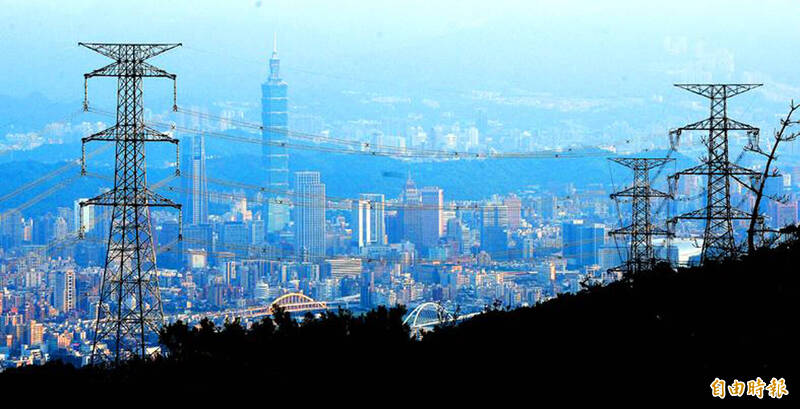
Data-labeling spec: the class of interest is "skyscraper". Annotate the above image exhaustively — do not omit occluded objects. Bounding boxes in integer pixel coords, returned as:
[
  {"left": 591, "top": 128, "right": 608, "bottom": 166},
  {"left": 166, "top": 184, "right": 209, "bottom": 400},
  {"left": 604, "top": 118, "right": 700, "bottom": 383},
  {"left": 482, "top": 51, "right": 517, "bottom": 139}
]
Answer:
[
  {"left": 504, "top": 194, "right": 522, "bottom": 230},
  {"left": 401, "top": 176, "right": 422, "bottom": 245},
  {"left": 181, "top": 132, "right": 208, "bottom": 225},
  {"left": 353, "top": 193, "right": 387, "bottom": 248},
  {"left": 54, "top": 269, "right": 76, "bottom": 313},
  {"left": 262, "top": 33, "right": 290, "bottom": 234},
  {"left": 419, "top": 186, "right": 444, "bottom": 249},
  {"left": 73, "top": 199, "right": 94, "bottom": 233},
  {"left": 481, "top": 203, "right": 509, "bottom": 259},
  {"left": 360, "top": 271, "right": 375, "bottom": 309},
  {"left": 294, "top": 171, "right": 325, "bottom": 260},
  {"left": 221, "top": 221, "right": 249, "bottom": 259},
  {"left": 562, "top": 220, "right": 606, "bottom": 269},
  {"left": 352, "top": 199, "right": 371, "bottom": 248}
]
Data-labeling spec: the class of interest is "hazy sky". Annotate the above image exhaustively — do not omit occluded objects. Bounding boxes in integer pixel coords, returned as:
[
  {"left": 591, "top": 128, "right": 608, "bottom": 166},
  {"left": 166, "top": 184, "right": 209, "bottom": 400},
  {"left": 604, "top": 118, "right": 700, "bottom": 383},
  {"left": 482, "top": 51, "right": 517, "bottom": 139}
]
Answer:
[{"left": 2, "top": 0, "right": 800, "bottom": 107}]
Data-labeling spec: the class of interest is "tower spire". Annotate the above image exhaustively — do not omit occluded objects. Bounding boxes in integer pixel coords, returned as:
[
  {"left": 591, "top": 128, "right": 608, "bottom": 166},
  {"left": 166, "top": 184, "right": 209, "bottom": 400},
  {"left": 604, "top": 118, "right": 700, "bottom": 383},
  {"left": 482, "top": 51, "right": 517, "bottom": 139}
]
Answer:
[{"left": 269, "top": 32, "right": 280, "bottom": 81}]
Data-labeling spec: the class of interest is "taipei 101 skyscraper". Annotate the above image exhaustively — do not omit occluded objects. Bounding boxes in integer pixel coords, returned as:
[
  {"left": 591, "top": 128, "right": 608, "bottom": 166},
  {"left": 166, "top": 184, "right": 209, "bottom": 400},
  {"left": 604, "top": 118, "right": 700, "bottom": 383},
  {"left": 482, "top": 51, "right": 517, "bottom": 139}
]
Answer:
[{"left": 262, "top": 33, "right": 290, "bottom": 235}]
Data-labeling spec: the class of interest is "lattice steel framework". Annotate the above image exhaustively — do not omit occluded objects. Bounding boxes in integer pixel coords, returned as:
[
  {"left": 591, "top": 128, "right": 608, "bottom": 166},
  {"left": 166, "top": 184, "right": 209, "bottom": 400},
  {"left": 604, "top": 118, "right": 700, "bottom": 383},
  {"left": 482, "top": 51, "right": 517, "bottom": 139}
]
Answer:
[
  {"left": 78, "top": 43, "right": 182, "bottom": 364},
  {"left": 669, "top": 84, "right": 761, "bottom": 263},
  {"left": 610, "top": 158, "right": 673, "bottom": 274}
]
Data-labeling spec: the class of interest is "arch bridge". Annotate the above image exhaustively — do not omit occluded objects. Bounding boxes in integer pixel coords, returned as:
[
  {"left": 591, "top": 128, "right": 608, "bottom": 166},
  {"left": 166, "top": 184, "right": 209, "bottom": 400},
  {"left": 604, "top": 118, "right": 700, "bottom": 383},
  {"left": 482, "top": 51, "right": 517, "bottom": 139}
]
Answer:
[
  {"left": 173, "top": 292, "right": 328, "bottom": 322},
  {"left": 402, "top": 302, "right": 481, "bottom": 337}
]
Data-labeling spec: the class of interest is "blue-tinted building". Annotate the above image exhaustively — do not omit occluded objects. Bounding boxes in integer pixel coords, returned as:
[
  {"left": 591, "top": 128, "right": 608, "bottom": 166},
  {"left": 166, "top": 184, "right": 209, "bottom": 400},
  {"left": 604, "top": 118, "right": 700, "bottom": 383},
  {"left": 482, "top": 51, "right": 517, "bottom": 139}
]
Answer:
[
  {"left": 180, "top": 132, "right": 208, "bottom": 226},
  {"left": 562, "top": 220, "right": 606, "bottom": 269},
  {"left": 262, "top": 34, "right": 290, "bottom": 234},
  {"left": 481, "top": 203, "right": 509, "bottom": 260},
  {"left": 294, "top": 171, "right": 326, "bottom": 261}
]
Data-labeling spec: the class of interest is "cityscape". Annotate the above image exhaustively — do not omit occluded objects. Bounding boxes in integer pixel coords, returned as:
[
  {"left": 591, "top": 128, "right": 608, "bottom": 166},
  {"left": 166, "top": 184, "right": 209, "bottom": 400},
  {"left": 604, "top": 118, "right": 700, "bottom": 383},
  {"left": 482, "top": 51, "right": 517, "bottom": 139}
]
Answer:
[{"left": 0, "top": 2, "right": 797, "bottom": 396}]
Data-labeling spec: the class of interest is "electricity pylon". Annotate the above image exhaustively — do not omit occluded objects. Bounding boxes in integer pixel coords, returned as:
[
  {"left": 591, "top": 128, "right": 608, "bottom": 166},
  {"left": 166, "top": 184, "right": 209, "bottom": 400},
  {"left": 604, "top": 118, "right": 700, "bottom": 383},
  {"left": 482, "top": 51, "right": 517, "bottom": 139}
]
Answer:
[
  {"left": 79, "top": 43, "right": 182, "bottom": 364},
  {"left": 609, "top": 157, "right": 673, "bottom": 275},
  {"left": 669, "top": 84, "right": 761, "bottom": 264}
]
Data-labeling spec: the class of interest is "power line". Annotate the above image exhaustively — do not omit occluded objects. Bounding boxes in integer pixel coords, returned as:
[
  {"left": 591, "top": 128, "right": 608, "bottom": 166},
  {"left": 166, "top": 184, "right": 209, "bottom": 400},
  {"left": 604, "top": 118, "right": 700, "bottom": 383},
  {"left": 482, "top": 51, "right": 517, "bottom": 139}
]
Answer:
[
  {"left": 0, "top": 144, "right": 112, "bottom": 204},
  {"left": 86, "top": 106, "right": 620, "bottom": 160}
]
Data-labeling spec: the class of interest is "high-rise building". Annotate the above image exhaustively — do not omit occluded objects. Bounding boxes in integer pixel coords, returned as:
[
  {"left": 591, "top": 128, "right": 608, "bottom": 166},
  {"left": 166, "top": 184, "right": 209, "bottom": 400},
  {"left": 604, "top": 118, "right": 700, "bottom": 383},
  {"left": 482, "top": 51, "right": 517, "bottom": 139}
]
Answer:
[
  {"left": 53, "top": 216, "right": 68, "bottom": 241},
  {"left": 770, "top": 200, "right": 798, "bottom": 229},
  {"left": 476, "top": 108, "right": 488, "bottom": 137},
  {"left": 540, "top": 195, "right": 558, "bottom": 220},
  {"left": 183, "top": 224, "right": 214, "bottom": 267},
  {"left": 365, "top": 193, "right": 387, "bottom": 246},
  {"left": 360, "top": 271, "right": 375, "bottom": 309},
  {"left": 562, "top": 220, "right": 606, "bottom": 269},
  {"left": 0, "top": 211, "right": 24, "bottom": 249},
  {"left": 326, "top": 258, "right": 363, "bottom": 279},
  {"left": 54, "top": 269, "right": 76, "bottom": 313},
  {"left": 504, "top": 194, "right": 522, "bottom": 230},
  {"left": 73, "top": 199, "right": 94, "bottom": 233},
  {"left": 352, "top": 199, "right": 371, "bottom": 248},
  {"left": 401, "top": 176, "right": 422, "bottom": 245},
  {"left": 481, "top": 203, "right": 509, "bottom": 259},
  {"left": 181, "top": 132, "right": 208, "bottom": 225},
  {"left": 445, "top": 217, "right": 468, "bottom": 254},
  {"left": 250, "top": 219, "right": 265, "bottom": 245},
  {"left": 294, "top": 171, "right": 326, "bottom": 260},
  {"left": 27, "top": 320, "right": 44, "bottom": 346},
  {"left": 420, "top": 187, "right": 444, "bottom": 249},
  {"left": 353, "top": 193, "right": 387, "bottom": 248},
  {"left": 262, "top": 34, "right": 290, "bottom": 234},
  {"left": 221, "top": 221, "right": 249, "bottom": 259},
  {"left": 157, "top": 220, "right": 181, "bottom": 269}
]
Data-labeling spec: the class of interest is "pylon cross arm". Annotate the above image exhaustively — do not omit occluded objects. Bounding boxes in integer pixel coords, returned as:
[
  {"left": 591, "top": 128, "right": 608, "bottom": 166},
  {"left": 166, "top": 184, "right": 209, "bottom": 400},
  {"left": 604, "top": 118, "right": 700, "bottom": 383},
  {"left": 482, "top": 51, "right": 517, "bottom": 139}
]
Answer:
[
  {"left": 82, "top": 126, "right": 177, "bottom": 144},
  {"left": 609, "top": 157, "right": 673, "bottom": 170},
  {"left": 139, "top": 61, "right": 177, "bottom": 79},
  {"left": 83, "top": 61, "right": 175, "bottom": 79},
  {"left": 674, "top": 207, "right": 752, "bottom": 221},
  {"left": 611, "top": 225, "right": 672, "bottom": 237},
  {"left": 82, "top": 125, "right": 119, "bottom": 143},
  {"left": 675, "top": 161, "right": 760, "bottom": 176},
  {"left": 79, "top": 42, "right": 181, "bottom": 61},
  {"left": 84, "top": 62, "right": 121, "bottom": 78},
  {"left": 677, "top": 117, "right": 758, "bottom": 132},
  {"left": 727, "top": 162, "right": 761, "bottom": 176},
  {"left": 143, "top": 190, "right": 181, "bottom": 209},
  {"left": 143, "top": 126, "right": 178, "bottom": 143},
  {"left": 611, "top": 186, "right": 672, "bottom": 199},
  {"left": 674, "top": 83, "right": 762, "bottom": 99}
]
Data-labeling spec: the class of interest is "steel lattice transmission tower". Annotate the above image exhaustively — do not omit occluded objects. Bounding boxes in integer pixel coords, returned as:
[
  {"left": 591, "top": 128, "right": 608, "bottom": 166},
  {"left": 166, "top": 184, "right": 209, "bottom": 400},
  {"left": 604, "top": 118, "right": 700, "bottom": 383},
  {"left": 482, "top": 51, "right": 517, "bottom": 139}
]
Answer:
[
  {"left": 669, "top": 84, "right": 761, "bottom": 264},
  {"left": 610, "top": 158, "right": 673, "bottom": 275},
  {"left": 78, "top": 43, "right": 182, "bottom": 364}
]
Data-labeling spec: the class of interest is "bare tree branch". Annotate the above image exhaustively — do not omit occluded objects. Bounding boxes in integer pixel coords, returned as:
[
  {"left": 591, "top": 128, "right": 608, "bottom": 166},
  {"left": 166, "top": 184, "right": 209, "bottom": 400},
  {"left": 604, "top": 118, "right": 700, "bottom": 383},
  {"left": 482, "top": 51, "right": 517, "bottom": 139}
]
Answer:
[{"left": 747, "top": 101, "right": 800, "bottom": 253}]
